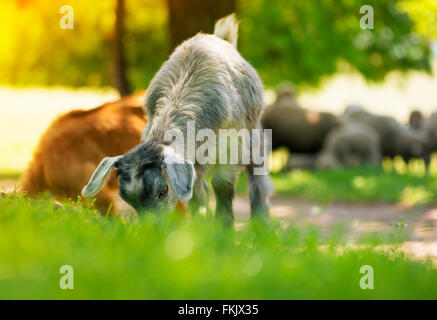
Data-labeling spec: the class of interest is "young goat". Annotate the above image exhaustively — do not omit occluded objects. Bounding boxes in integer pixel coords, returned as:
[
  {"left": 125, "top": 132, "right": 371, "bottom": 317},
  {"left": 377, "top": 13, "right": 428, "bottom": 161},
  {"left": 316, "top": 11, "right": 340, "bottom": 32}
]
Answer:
[{"left": 82, "top": 14, "right": 272, "bottom": 223}]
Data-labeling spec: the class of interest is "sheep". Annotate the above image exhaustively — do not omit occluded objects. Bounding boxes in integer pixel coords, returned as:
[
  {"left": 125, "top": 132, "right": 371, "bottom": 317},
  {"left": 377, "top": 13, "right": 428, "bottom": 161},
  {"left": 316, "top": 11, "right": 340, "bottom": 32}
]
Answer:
[
  {"left": 424, "top": 112, "right": 437, "bottom": 150},
  {"left": 82, "top": 14, "right": 272, "bottom": 224},
  {"left": 422, "top": 111, "right": 437, "bottom": 167},
  {"left": 19, "top": 91, "right": 147, "bottom": 214},
  {"left": 316, "top": 122, "right": 381, "bottom": 169},
  {"left": 408, "top": 110, "right": 425, "bottom": 132},
  {"left": 273, "top": 82, "right": 300, "bottom": 109},
  {"left": 345, "top": 109, "right": 428, "bottom": 163},
  {"left": 342, "top": 104, "right": 366, "bottom": 119},
  {"left": 260, "top": 88, "right": 341, "bottom": 171},
  {"left": 407, "top": 109, "right": 433, "bottom": 168},
  {"left": 261, "top": 98, "right": 341, "bottom": 154}
]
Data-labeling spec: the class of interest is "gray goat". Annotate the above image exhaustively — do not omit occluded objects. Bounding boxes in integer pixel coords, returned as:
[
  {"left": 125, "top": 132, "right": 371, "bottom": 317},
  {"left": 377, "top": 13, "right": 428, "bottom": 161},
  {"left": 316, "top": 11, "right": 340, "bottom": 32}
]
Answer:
[{"left": 82, "top": 14, "right": 272, "bottom": 224}]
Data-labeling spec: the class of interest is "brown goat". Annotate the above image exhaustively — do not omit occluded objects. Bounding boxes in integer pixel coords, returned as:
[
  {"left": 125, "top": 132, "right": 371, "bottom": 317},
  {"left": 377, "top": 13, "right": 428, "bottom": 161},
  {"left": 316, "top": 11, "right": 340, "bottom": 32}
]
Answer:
[{"left": 19, "top": 91, "right": 147, "bottom": 215}]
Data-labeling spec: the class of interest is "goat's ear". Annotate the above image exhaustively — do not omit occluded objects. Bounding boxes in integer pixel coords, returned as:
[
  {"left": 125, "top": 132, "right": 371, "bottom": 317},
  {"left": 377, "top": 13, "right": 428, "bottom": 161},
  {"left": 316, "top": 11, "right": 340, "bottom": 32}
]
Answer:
[
  {"left": 82, "top": 156, "right": 122, "bottom": 197},
  {"left": 163, "top": 148, "right": 195, "bottom": 202}
]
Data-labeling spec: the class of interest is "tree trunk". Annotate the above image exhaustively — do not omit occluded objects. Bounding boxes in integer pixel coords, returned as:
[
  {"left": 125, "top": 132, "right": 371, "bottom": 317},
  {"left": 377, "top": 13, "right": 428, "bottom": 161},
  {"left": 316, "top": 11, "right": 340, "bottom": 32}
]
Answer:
[
  {"left": 111, "top": 0, "right": 131, "bottom": 96},
  {"left": 166, "top": 0, "right": 236, "bottom": 50}
]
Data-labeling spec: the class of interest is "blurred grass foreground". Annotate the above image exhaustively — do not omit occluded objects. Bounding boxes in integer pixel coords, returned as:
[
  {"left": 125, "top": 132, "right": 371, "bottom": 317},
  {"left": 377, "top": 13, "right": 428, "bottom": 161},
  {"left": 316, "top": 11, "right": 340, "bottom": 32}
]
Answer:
[{"left": 1, "top": 194, "right": 437, "bottom": 299}]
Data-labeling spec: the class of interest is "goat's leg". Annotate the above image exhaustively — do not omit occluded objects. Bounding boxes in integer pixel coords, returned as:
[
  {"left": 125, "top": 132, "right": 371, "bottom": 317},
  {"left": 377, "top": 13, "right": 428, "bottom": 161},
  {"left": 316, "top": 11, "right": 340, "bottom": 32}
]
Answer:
[
  {"left": 247, "top": 124, "right": 272, "bottom": 221},
  {"left": 189, "top": 169, "right": 210, "bottom": 216},
  {"left": 246, "top": 164, "right": 272, "bottom": 221},
  {"left": 211, "top": 166, "right": 239, "bottom": 226}
]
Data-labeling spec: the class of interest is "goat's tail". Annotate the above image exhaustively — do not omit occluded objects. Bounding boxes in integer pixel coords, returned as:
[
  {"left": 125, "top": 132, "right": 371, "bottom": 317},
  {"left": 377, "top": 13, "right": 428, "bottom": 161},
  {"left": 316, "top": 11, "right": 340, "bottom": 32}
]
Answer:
[{"left": 214, "top": 13, "right": 239, "bottom": 48}]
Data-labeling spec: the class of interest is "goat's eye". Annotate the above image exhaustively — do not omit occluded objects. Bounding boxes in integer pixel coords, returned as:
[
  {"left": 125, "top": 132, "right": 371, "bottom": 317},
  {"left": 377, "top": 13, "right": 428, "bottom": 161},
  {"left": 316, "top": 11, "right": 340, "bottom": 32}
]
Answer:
[{"left": 158, "top": 185, "right": 168, "bottom": 199}]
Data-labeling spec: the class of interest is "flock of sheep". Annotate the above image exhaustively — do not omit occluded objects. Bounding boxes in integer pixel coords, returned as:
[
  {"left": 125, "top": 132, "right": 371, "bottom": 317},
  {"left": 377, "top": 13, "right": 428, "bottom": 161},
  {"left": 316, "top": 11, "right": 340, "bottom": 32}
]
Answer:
[{"left": 262, "top": 84, "right": 437, "bottom": 171}]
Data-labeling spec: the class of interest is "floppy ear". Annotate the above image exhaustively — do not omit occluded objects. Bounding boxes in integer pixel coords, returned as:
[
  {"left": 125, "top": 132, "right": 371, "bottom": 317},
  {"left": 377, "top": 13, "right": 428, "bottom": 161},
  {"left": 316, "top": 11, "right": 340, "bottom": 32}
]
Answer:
[
  {"left": 82, "top": 156, "right": 122, "bottom": 197},
  {"left": 163, "top": 149, "right": 195, "bottom": 202}
]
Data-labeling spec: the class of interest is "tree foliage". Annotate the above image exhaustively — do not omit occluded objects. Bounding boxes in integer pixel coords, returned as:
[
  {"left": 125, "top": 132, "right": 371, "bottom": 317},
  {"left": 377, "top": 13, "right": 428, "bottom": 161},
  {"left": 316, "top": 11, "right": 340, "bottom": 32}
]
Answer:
[
  {"left": 238, "top": 0, "right": 432, "bottom": 86},
  {"left": 0, "top": 0, "right": 169, "bottom": 90},
  {"left": 399, "top": 0, "right": 437, "bottom": 40},
  {"left": 0, "top": 0, "right": 433, "bottom": 90}
]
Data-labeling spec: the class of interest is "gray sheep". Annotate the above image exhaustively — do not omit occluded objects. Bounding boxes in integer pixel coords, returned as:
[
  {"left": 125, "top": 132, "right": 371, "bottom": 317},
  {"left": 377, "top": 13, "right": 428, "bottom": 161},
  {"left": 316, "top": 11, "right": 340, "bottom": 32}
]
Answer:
[
  {"left": 407, "top": 109, "right": 433, "bottom": 168},
  {"left": 423, "top": 111, "right": 437, "bottom": 165},
  {"left": 82, "top": 14, "right": 272, "bottom": 224},
  {"left": 262, "top": 94, "right": 341, "bottom": 154},
  {"left": 408, "top": 110, "right": 425, "bottom": 132},
  {"left": 345, "top": 108, "right": 428, "bottom": 163},
  {"left": 316, "top": 122, "right": 381, "bottom": 169},
  {"left": 343, "top": 104, "right": 366, "bottom": 118},
  {"left": 424, "top": 112, "right": 437, "bottom": 151},
  {"left": 272, "top": 82, "right": 300, "bottom": 109}
]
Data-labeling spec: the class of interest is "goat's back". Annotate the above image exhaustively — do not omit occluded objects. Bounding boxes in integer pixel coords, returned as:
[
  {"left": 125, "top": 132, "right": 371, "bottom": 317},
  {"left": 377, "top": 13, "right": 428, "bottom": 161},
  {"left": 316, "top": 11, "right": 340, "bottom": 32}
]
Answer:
[
  {"left": 145, "top": 34, "right": 264, "bottom": 137},
  {"left": 20, "top": 91, "right": 147, "bottom": 211}
]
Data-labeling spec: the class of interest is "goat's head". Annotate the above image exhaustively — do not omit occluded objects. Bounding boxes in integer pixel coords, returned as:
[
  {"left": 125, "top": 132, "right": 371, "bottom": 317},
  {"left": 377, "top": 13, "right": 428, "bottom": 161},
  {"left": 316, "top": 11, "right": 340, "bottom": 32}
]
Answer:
[{"left": 82, "top": 141, "right": 195, "bottom": 213}]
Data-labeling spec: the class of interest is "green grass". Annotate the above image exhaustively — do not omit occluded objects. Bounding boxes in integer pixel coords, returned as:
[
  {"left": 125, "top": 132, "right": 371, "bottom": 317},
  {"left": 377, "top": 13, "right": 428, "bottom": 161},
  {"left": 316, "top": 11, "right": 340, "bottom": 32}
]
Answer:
[
  {"left": 0, "top": 170, "right": 21, "bottom": 180},
  {"left": 236, "top": 165, "right": 437, "bottom": 205},
  {"left": 1, "top": 194, "right": 437, "bottom": 299}
]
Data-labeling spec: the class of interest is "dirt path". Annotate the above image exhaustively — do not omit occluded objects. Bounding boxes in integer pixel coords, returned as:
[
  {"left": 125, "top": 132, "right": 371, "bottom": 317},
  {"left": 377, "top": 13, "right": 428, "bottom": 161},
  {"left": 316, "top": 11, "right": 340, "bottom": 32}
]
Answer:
[
  {"left": 234, "top": 196, "right": 437, "bottom": 241},
  {"left": 233, "top": 195, "right": 437, "bottom": 264}
]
